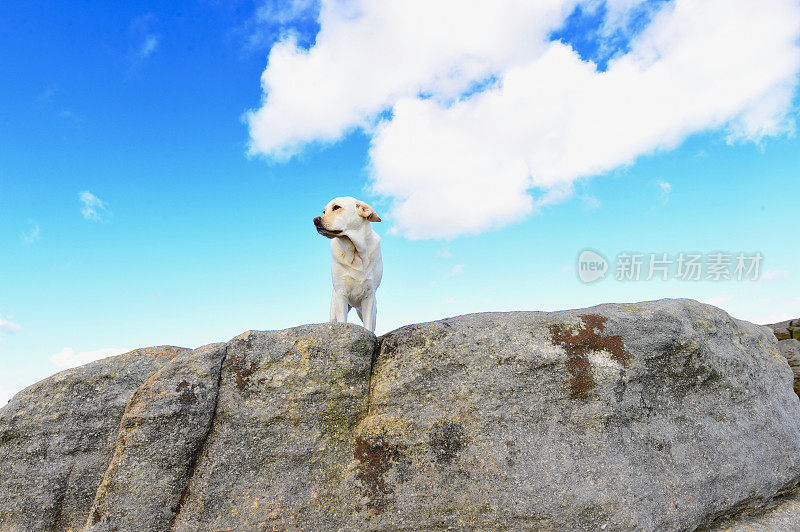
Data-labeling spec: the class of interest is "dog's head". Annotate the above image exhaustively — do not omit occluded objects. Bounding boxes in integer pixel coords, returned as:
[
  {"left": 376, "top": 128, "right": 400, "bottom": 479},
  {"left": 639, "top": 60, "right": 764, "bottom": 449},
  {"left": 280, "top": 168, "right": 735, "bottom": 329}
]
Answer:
[{"left": 313, "top": 196, "right": 381, "bottom": 239}]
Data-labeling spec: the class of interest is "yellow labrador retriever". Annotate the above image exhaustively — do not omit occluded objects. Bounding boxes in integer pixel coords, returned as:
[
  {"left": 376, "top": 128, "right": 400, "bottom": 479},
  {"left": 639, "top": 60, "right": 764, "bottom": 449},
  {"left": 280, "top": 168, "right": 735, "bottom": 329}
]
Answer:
[{"left": 313, "top": 197, "right": 382, "bottom": 332}]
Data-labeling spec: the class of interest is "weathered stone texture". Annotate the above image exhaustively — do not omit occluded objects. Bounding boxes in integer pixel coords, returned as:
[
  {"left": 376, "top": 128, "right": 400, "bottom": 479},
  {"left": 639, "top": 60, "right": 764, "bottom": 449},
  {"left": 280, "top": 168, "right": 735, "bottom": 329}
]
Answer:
[
  {"left": 2, "top": 301, "right": 800, "bottom": 531},
  {"left": 85, "top": 343, "right": 226, "bottom": 531},
  {"left": 348, "top": 300, "right": 800, "bottom": 531},
  {"left": 170, "top": 324, "right": 376, "bottom": 531},
  {"left": 0, "top": 346, "right": 186, "bottom": 531}
]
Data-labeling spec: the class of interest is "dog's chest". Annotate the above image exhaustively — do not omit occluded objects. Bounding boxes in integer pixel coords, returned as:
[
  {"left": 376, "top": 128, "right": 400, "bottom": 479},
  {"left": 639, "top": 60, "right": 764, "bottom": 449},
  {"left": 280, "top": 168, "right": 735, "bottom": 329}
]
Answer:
[
  {"left": 330, "top": 236, "right": 381, "bottom": 304},
  {"left": 343, "top": 273, "right": 372, "bottom": 302},
  {"left": 332, "top": 256, "right": 377, "bottom": 302}
]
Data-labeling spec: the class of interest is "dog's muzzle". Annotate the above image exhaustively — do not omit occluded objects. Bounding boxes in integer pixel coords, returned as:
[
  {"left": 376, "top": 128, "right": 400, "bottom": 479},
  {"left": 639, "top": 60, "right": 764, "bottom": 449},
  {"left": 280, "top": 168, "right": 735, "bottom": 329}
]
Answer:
[{"left": 314, "top": 217, "right": 341, "bottom": 238}]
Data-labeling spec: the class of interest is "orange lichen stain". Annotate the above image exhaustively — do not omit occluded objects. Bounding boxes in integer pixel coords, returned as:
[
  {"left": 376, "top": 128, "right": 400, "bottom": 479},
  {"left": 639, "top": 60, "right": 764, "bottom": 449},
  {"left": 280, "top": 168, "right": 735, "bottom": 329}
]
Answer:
[
  {"left": 228, "top": 355, "right": 257, "bottom": 391},
  {"left": 354, "top": 436, "right": 400, "bottom": 514},
  {"left": 549, "top": 314, "right": 632, "bottom": 399}
]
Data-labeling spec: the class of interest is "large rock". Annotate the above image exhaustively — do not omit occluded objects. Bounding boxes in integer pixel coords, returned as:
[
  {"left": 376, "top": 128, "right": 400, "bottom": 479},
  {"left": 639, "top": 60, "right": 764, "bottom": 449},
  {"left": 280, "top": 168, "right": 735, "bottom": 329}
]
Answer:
[
  {"left": 85, "top": 343, "right": 226, "bottom": 531},
  {"left": 0, "top": 346, "right": 187, "bottom": 532},
  {"left": 778, "top": 339, "right": 800, "bottom": 397},
  {"left": 171, "top": 324, "right": 376, "bottom": 531},
  {"left": 1, "top": 300, "right": 799, "bottom": 531},
  {"left": 349, "top": 300, "right": 800, "bottom": 531},
  {"left": 764, "top": 319, "right": 800, "bottom": 341}
]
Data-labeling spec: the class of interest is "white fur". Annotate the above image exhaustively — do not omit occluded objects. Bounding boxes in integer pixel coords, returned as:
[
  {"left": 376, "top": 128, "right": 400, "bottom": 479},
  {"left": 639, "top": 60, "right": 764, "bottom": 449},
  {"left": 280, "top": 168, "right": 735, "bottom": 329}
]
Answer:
[{"left": 314, "top": 197, "right": 383, "bottom": 332}]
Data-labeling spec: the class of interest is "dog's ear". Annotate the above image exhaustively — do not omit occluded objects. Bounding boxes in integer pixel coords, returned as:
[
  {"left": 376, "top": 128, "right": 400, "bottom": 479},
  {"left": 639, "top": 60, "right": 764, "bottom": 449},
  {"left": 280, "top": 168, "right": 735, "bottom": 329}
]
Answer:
[{"left": 356, "top": 202, "right": 381, "bottom": 222}]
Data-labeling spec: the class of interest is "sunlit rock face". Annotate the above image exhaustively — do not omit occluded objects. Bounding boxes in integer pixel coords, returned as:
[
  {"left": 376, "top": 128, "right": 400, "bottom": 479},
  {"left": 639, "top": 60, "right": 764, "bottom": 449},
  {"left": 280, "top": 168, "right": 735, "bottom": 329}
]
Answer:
[{"left": 2, "top": 300, "right": 800, "bottom": 532}]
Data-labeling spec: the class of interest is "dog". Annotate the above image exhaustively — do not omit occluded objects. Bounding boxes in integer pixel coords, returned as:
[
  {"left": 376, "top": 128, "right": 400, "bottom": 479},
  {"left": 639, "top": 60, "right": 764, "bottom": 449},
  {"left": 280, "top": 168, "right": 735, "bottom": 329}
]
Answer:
[{"left": 313, "top": 197, "right": 383, "bottom": 332}]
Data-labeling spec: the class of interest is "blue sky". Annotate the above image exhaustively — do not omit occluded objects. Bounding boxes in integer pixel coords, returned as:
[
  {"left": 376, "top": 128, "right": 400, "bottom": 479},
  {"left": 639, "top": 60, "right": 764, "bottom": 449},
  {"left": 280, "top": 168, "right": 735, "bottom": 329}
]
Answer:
[{"left": 1, "top": 0, "right": 799, "bottom": 403}]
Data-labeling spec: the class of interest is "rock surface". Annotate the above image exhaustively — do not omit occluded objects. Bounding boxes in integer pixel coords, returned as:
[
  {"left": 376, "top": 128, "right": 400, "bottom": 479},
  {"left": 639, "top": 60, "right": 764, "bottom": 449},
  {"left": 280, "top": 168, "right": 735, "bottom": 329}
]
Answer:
[
  {"left": 0, "top": 346, "right": 187, "bottom": 532},
  {"left": 170, "top": 324, "right": 376, "bottom": 531},
  {"left": 764, "top": 319, "right": 800, "bottom": 341},
  {"left": 353, "top": 300, "right": 800, "bottom": 531},
  {"left": 778, "top": 339, "right": 800, "bottom": 397},
  {"left": 85, "top": 343, "right": 226, "bottom": 531},
  {"left": 1, "top": 299, "right": 799, "bottom": 532}
]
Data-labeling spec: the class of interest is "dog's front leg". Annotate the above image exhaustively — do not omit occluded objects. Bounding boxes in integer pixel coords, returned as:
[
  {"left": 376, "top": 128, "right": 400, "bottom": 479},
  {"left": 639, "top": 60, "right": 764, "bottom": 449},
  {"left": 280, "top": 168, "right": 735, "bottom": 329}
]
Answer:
[
  {"left": 330, "top": 290, "right": 349, "bottom": 324},
  {"left": 361, "top": 295, "right": 377, "bottom": 333}
]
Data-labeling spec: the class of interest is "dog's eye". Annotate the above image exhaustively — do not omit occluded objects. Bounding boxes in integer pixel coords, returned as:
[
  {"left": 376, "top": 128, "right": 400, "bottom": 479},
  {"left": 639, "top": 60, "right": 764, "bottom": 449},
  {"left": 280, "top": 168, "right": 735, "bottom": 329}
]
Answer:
[{"left": 332, "top": 205, "right": 341, "bottom": 211}]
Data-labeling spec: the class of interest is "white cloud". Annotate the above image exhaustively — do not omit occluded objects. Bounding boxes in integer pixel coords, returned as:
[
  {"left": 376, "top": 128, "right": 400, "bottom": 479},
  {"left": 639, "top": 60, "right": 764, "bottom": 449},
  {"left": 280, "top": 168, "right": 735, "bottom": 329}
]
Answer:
[
  {"left": 246, "top": 1, "right": 580, "bottom": 159},
  {"left": 20, "top": 221, "right": 40, "bottom": 244},
  {"left": 0, "top": 317, "right": 21, "bottom": 333},
  {"left": 241, "top": 0, "right": 319, "bottom": 52},
  {"left": 436, "top": 247, "right": 452, "bottom": 259},
  {"left": 248, "top": 0, "right": 800, "bottom": 239},
  {"left": 127, "top": 14, "right": 160, "bottom": 67},
  {"left": 596, "top": 0, "right": 650, "bottom": 33},
  {"left": 578, "top": 0, "right": 656, "bottom": 62},
  {"left": 138, "top": 34, "right": 160, "bottom": 59},
  {"left": 49, "top": 347, "right": 129, "bottom": 369},
  {"left": 78, "top": 191, "right": 111, "bottom": 221},
  {"left": 658, "top": 181, "right": 672, "bottom": 205},
  {"left": 256, "top": 0, "right": 316, "bottom": 25},
  {"left": 445, "top": 263, "right": 465, "bottom": 278}
]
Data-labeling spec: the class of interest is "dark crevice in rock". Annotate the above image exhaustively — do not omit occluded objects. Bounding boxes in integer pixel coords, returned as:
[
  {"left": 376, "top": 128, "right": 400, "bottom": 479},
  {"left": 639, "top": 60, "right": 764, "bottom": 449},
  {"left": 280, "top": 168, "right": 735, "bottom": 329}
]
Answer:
[
  {"left": 347, "top": 330, "right": 383, "bottom": 518},
  {"left": 365, "top": 333, "right": 385, "bottom": 416},
  {"left": 169, "top": 343, "right": 229, "bottom": 528},
  {"left": 699, "top": 480, "right": 800, "bottom": 530}
]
